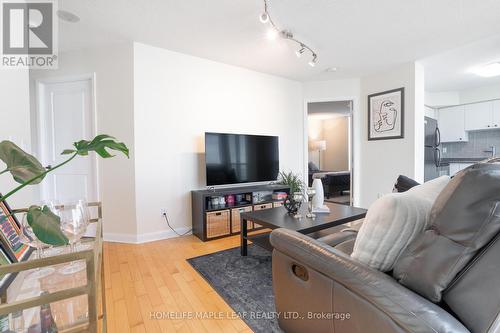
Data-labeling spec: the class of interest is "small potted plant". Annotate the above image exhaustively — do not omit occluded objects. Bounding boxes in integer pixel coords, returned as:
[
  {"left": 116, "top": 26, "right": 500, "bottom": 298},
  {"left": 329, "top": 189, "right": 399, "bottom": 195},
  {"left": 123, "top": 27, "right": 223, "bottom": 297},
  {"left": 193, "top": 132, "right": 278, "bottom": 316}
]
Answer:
[{"left": 277, "top": 171, "right": 305, "bottom": 216}]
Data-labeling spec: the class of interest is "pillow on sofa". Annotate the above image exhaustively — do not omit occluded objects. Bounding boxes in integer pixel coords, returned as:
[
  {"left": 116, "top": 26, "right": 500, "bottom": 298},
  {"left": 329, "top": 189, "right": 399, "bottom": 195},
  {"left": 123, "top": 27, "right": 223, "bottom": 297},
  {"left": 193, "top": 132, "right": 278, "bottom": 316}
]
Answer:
[{"left": 351, "top": 176, "right": 450, "bottom": 272}]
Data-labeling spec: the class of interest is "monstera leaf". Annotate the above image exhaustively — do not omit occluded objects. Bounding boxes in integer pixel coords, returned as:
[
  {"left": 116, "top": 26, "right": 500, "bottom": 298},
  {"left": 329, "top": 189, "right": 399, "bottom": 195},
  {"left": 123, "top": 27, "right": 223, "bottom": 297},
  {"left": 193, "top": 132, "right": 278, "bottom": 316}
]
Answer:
[
  {"left": 62, "top": 134, "right": 129, "bottom": 158},
  {"left": 27, "top": 205, "right": 69, "bottom": 246},
  {"left": 0, "top": 141, "right": 46, "bottom": 184}
]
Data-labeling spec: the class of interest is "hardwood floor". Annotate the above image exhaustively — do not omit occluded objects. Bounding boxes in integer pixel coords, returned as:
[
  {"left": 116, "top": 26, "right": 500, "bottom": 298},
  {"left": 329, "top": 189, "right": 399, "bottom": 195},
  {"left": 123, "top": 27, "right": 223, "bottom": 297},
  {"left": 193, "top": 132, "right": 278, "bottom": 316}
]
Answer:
[{"left": 103, "top": 234, "right": 254, "bottom": 333}]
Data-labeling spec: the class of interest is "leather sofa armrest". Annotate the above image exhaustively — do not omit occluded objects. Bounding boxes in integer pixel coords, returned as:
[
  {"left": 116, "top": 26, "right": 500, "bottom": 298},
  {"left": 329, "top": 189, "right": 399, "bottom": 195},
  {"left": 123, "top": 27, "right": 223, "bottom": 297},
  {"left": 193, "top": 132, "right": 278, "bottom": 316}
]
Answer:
[
  {"left": 316, "top": 229, "right": 357, "bottom": 247},
  {"left": 270, "top": 228, "right": 470, "bottom": 333}
]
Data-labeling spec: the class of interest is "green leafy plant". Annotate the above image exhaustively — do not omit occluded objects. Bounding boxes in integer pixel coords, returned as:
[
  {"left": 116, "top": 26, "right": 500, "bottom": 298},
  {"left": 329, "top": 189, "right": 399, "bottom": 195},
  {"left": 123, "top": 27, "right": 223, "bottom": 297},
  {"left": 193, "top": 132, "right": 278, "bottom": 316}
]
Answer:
[
  {"left": 0, "top": 135, "right": 129, "bottom": 245},
  {"left": 277, "top": 171, "right": 304, "bottom": 194}
]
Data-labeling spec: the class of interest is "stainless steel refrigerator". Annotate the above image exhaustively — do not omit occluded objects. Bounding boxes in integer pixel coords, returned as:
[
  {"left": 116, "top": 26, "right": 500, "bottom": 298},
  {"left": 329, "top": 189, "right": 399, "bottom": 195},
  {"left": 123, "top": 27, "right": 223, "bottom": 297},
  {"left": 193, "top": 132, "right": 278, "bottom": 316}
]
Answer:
[{"left": 424, "top": 117, "right": 441, "bottom": 181}]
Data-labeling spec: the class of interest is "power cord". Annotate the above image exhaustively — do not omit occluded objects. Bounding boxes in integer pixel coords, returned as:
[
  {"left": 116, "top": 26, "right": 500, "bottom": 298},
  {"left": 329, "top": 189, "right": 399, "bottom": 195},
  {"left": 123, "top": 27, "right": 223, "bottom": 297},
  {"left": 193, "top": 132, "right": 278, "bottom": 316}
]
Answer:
[{"left": 162, "top": 212, "right": 192, "bottom": 237}]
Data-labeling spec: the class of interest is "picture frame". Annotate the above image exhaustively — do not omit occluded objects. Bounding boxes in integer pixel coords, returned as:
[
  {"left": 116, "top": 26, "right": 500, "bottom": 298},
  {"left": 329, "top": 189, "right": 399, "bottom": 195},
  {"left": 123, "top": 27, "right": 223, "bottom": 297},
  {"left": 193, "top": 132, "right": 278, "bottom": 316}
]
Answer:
[
  {"left": 0, "top": 197, "right": 32, "bottom": 262},
  {"left": 368, "top": 87, "right": 405, "bottom": 140}
]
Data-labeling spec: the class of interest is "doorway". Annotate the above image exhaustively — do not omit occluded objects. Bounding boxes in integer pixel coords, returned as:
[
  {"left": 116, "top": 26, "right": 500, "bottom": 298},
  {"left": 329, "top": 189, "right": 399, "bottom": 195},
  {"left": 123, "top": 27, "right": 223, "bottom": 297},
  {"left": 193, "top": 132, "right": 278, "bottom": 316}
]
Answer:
[
  {"left": 36, "top": 75, "right": 98, "bottom": 203},
  {"left": 306, "top": 100, "right": 353, "bottom": 205}
]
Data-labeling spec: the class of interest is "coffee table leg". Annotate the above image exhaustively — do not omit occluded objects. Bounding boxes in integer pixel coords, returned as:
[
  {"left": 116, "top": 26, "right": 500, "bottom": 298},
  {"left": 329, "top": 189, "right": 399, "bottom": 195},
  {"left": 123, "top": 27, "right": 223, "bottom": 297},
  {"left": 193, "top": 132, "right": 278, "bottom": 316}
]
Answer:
[{"left": 241, "top": 218, "right": 248, "bottom": 256}]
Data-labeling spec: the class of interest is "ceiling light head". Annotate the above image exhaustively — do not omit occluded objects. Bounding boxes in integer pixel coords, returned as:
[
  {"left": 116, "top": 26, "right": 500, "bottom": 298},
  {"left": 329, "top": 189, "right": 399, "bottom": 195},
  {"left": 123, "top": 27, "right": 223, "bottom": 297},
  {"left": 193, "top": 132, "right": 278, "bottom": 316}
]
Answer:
[
  {"left": 57, "top": 9, "right": 80, "bottom": 23},
  {"left": 259, "top": 12, "right": 269, "bottom": 23},
  {"left": 266, "top": 29, "right": 279, "bottom": 40},
  {"left": 325, "top": 67, "right": 338, "bottom": 72},
  {"left": 280, "top": 30, "right": 293, "bottom": 39},
  {"left": 295, "top": 46, "right": 306, "bottom": 58},
  {"left": 308, "top": 54, "right": 318, "bottom": 67},
  {"left": 471, "top": 62, "right": 500, "bottom": 77}
]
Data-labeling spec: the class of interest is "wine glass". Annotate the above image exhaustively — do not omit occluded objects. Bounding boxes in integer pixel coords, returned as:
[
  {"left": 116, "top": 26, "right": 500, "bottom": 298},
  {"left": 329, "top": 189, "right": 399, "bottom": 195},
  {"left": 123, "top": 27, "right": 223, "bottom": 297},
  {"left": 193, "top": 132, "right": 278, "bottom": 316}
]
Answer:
[
  {"left": 54, "top": 202, "right": 88, "bottom": 275},
  {"left": 39, "top": 201, "right": 64, "bottom": 257},
  {"left": 74, "top": 199, "right": 91, "bottom": 251},
  {"left": 20, "top": 214, "right": 55, "bottom": 279},
  {"left": 306, "top": 187, "right": 316, "bottom": 218}
]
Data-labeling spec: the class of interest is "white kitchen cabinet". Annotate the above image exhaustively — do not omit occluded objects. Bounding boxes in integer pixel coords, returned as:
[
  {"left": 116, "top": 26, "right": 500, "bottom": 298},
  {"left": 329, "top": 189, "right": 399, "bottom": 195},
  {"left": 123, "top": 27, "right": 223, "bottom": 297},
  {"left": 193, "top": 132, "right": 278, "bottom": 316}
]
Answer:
[
  {"left": 464, "top": 101, "right": 494, "bottom": 131},
  {"left": 493, "top": 100, "right": 500, "bottom": 129},
  {"left": 438, "top": 106, "right": 468, "bottom": 143}
]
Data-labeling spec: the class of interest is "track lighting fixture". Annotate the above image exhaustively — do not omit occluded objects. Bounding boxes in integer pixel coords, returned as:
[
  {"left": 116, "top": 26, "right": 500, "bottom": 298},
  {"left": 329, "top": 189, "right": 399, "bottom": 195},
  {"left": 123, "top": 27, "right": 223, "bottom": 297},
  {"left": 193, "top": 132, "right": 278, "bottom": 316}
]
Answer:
[
  {"left": 258, "top": 0, "right": 319, "bottom": 67},
  {"left": 295, "top": 46, "right": 306, "bottom": 58},
  {"left": 308, "top": 54, "right": 318, "bottom": 67},
  {"left": 259, "top": 12, "right": 269, "bottom": 23}
]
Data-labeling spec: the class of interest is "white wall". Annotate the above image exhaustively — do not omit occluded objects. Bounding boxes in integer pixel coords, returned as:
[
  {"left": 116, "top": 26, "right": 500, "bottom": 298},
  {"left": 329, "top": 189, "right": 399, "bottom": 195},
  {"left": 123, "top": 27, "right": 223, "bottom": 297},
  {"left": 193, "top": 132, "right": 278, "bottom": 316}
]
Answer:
[
  {"left": 133, "top": 42, "right": 304, "bottom": 240},
  {"left": 459, "top": 83, "right": 500, "bottom": 104},
  {"left": 425, "top": 106, "right": 437, "bottom": 119},
  {"left": 0, "top": 69, "right": 35, "bottom": 208},
  {"left": 359, "top": 62, "right": 425, "bottom": 207},
  {"left": 302, "top": 79, "right": 361, "bottom": 205},
  {"left": 426, "top": 83, "right": 500, "bottom": 107},
  {"left": 425, "top": 91, "right": 460, "bottom": 107},
  {"left": 29, "top": 44, "right": 137, "bottom": 241}
]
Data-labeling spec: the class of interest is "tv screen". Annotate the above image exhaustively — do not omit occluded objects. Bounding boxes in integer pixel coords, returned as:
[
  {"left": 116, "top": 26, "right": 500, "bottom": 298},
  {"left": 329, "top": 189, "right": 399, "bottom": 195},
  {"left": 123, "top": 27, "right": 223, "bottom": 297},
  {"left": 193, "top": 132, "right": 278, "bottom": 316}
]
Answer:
[{"left": 205, "top": 132, "right": 279, "bottom": 186}]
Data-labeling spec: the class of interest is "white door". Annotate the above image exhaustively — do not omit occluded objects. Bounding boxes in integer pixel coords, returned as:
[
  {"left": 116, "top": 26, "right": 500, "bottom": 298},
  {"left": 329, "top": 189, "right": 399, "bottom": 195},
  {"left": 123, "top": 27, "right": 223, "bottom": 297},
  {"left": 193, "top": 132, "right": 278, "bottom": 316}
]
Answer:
[
  {"left": 37, "top": 78, "right": 98, "bottom": 203},
  {"left": 438, "top": 106, "right": 468, "bottom": 142},
  {"left": 493, "top": 100, "right": 500, "bottom": 129},
  {"left": 464, "top": 101, "right": 493, "bottom": 131}
]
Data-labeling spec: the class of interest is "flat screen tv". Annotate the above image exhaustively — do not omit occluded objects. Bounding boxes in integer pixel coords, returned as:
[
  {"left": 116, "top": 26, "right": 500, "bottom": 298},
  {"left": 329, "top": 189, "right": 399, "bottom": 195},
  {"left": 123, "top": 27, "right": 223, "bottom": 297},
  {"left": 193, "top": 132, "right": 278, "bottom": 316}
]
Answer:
[{"left": 205, "top": 132, "right": 279, "bottom": 186}]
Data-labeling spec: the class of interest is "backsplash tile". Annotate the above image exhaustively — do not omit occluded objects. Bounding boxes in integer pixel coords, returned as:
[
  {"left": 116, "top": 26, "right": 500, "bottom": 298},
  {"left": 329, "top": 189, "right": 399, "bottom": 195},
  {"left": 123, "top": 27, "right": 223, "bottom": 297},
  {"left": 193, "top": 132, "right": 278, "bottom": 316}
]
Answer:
[{"left": 442, "top": 129, "right": 500, "bottom": 158}]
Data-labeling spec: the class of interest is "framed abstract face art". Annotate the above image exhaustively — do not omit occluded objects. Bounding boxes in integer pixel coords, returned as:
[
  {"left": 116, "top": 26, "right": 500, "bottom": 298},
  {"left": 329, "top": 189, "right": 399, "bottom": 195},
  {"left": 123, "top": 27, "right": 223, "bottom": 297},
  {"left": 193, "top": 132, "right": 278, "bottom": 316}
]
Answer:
[{"left": 368, "top": 87, "right": 405, "bottom": 140}]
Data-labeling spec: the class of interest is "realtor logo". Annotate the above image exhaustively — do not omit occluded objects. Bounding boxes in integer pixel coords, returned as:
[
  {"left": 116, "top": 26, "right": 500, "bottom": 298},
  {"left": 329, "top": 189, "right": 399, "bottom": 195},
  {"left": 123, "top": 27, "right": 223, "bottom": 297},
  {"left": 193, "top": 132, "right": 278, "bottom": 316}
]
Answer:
[{"left": 1, "top": 0, "right": 58, "bottom": 68}]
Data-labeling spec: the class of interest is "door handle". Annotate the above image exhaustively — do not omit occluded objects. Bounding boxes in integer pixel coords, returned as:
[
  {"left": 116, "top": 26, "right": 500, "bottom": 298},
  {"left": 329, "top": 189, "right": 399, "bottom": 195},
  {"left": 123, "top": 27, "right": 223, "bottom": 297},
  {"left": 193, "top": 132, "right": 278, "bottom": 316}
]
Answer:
[
  {"left": 434, "top": 148, "right": 441, "bottom": 168},
  {"left": 435, "top": 127, "right": 441, "bottom": 147}
]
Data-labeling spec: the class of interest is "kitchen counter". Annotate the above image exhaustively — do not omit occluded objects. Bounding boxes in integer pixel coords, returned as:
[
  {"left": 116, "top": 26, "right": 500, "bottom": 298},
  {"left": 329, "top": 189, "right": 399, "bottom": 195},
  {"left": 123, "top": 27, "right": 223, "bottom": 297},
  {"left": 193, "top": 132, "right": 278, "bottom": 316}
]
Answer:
[{"left": 440, "top": 157, "right": 489, "bottom": 166}]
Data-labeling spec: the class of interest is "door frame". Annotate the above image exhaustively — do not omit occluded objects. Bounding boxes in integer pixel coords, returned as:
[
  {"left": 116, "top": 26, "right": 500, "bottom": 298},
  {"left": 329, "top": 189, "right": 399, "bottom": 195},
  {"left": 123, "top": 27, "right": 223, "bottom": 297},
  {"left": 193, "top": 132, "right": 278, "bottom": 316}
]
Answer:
[
  {"left": 34, "top": 73, "right": 100, "bottom": 201},
  {"left": 303, "top": 96, "right": 358, "bottom": 206}
]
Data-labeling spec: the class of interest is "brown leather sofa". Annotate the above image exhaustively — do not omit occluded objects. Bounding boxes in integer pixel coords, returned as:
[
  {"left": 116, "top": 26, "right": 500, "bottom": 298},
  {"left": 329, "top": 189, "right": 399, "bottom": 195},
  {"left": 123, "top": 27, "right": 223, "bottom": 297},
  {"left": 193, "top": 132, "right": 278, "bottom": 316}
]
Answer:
[{"left": 270, "top": 160, "right": 500, "bottom": 333}]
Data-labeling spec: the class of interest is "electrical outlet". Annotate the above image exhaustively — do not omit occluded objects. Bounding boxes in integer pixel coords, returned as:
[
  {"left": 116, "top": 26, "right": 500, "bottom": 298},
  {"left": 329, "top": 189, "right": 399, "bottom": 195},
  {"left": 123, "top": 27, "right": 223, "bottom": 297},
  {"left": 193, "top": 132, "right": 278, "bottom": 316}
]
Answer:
[{"left": 160, "top": 208, "right": 167, "bottom": 216}]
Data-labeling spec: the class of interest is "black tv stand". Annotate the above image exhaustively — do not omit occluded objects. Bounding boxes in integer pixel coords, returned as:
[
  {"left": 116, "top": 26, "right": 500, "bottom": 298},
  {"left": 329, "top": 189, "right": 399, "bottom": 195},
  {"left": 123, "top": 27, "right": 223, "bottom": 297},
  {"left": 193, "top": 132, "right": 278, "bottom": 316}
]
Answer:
[{"left": 191, "top": 184, "right": 290, "bottom": 241}]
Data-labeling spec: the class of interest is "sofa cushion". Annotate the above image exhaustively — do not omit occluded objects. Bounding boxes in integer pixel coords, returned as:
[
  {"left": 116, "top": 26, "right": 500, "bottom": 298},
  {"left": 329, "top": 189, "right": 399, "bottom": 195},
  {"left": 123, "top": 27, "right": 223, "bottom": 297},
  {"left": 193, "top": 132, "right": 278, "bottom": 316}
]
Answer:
[
  {"left": 393, "top": 162, "right": 500, "bottom": 303},
  {"left": 334, "top": 238, "right": 356, "bottom": 255},
  {"left": 316, "top": 229, "right": 357, "bottom": 247},
  {"left": 351, "top": 176, "right": 450, "bottom": 272},
  {"left": 393, "top": 175, "right": 420, "bottom": 193}
]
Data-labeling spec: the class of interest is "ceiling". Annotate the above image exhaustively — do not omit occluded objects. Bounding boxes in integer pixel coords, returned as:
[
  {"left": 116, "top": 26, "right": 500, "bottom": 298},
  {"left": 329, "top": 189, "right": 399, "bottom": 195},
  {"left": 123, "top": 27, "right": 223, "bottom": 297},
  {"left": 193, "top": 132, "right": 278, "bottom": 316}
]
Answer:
[
  {"left": 58, "top": 0, "right": 500, "bottom": 82},
  {"left": 422, "top": 34, "right": 500, "bottom": 92}
]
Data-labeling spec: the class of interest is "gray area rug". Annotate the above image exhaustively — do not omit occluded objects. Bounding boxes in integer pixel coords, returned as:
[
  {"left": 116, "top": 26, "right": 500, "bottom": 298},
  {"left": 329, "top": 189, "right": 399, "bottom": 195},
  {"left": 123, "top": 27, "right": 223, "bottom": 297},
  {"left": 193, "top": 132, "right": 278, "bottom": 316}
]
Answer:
[{"left": 187, "top": 245, "right": 283, "bottom": 333}]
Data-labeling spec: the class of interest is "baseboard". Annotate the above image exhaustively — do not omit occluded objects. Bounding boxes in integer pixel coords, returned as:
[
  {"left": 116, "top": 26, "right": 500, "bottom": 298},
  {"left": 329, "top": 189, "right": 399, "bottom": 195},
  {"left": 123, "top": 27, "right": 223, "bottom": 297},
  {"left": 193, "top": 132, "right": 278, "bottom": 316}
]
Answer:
[
  {"left": 104, "top": 227, "right": 192, "bottom": 244},
  {"left": 136, "top": 227, "right": 192, "bottom": 243}
]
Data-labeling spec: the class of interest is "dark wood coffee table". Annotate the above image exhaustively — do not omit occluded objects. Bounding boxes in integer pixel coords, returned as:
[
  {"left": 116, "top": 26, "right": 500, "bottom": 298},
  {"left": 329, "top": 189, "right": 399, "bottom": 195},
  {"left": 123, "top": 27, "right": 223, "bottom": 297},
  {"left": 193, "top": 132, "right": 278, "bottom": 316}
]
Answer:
[{"left": 240, "top": 202, "right": 367, "bottom": 256}]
